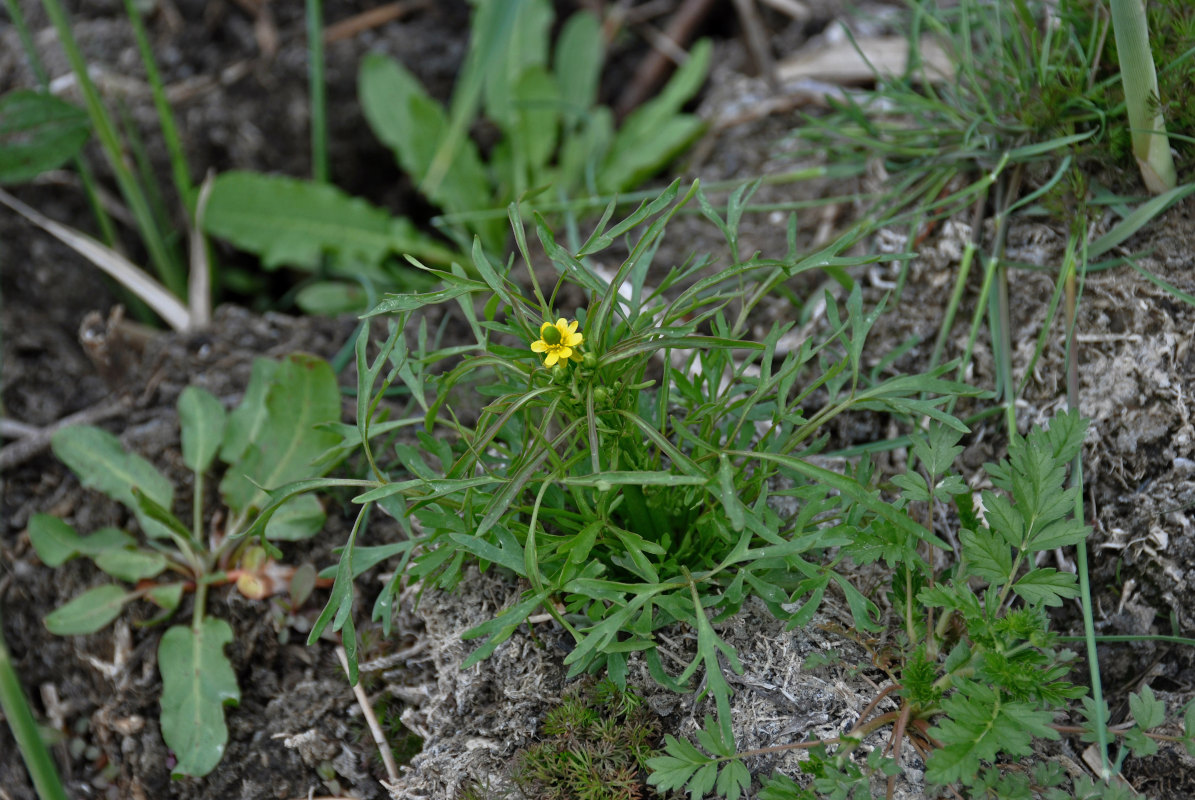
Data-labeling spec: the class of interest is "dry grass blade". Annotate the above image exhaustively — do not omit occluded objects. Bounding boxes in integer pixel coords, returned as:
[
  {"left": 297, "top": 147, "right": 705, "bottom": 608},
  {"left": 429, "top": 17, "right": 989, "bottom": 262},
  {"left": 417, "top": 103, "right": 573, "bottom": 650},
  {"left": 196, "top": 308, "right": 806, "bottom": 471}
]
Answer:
[{"left": 0, "top": 187, "right": 192, "bottom": 331}]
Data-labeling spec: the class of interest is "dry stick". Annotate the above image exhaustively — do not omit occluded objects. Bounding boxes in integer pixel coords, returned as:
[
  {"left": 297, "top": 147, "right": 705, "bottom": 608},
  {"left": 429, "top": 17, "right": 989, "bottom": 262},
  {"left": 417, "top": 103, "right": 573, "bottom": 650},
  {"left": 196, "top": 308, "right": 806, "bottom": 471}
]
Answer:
[
  {"left": 335, "top": 644, "right": 400, "bottom": 784},
  {"left": 323, "top": 0, "right": 428, "bottom": 42},
  {"left": 615, "top": 0, "right": 720, "bottom": 117},
  {"left": 0, "top": 399, "right": 128, "bottom": 471},
  {"left": 730, "top": 0, "right": 778, "bottom": 90}
]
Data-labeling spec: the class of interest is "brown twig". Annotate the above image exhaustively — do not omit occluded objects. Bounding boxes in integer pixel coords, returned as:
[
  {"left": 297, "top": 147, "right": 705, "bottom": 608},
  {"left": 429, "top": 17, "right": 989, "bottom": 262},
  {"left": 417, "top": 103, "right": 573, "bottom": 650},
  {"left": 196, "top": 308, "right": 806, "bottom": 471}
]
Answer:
[
  {"left": 0, "top": 399, "right": 129, "bottom": 471},
  {"left": 323, "top": 0, "right": 428, "bottom": 43},
  {"left": 615, "top": 0, "right": 720, "bottom": 117}
]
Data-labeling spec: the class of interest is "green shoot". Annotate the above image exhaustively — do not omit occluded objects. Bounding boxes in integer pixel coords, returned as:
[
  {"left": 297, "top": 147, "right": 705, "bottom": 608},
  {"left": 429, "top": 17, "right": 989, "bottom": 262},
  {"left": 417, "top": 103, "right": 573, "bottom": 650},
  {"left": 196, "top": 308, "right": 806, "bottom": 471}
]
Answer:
[{"left": 1110, "top": 0, "right": 1177, "bottom": 192}]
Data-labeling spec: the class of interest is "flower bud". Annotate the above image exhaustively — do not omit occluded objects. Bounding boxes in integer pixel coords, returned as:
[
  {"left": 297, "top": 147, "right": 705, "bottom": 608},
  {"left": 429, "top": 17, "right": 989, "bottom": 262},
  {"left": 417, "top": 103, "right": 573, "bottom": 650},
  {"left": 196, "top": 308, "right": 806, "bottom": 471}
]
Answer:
[{"left": 582, "top": 352, "right": 598, "bottom": 370}]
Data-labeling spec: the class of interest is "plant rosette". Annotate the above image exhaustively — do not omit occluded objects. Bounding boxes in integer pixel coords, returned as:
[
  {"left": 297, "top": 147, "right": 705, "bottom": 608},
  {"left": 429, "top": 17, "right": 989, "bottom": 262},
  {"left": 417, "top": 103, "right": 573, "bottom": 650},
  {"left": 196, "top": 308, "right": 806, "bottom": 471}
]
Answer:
[{"left": 29, "top": 353, "right": 343, "bottom": 778}]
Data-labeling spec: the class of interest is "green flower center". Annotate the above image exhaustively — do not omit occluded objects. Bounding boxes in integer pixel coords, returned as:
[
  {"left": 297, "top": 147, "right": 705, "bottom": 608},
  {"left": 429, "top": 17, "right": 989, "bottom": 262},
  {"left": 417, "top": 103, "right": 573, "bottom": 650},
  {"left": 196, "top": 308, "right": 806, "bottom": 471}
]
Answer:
[{"left": 542, "top": 326, "right": 562, "bottom": 346}]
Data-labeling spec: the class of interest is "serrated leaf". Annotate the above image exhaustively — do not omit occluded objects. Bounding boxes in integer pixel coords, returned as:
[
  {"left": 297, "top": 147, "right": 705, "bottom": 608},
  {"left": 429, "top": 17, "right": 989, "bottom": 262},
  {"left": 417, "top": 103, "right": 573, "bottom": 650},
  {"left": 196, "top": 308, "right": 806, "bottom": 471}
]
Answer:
[
  {"left": 1013, "top": 568, "right": 1079, "bottom": 607},
  {"left": 716, "top": 759, "right": 751, "bottom": 800},
  {"left": 202, "top": 171, "right": 453, "bottom": 271},
  {"left": 220, "top": 354, "right": 342, "bottom": 516},
  {"left": 1026, "top": 516, "right": 1089, "bottom": 550},
  {"left": 0, "top": 90, "right": 90, "bottom": 183},
  {"left": 1130, "top": 685, "right": 1165, "bottom": 730},
  {"left": 178, "top": 386, "right": 226, "bottom": 473},
  {"left": 264, "top": 493, "right": 326, "bottom": 541},
  {"left": 94, "top": 549, "right": 169, "bottom": 582},
  {"left": 980, "top": 491, "right": 1024, "bottom": 548},
  {"left": 45, "top": 584, "right": 131, "bottom": 635},
  {"left": 159, "top": 619, "right": 240, "bottom": 778},
  {"left": 892, "top": 471, "right": 930, "bottom": 502},
  {"left": 960, "top": 528, "right": 1012, "bottom": 583}
]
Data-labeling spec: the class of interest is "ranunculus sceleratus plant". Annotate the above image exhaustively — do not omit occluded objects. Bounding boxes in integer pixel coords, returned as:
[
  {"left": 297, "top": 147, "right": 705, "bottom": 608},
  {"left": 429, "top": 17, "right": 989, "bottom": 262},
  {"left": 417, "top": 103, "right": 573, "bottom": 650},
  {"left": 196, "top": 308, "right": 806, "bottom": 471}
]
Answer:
[{"left": 256, "top": 179, "right": 976, "bottom": 754}]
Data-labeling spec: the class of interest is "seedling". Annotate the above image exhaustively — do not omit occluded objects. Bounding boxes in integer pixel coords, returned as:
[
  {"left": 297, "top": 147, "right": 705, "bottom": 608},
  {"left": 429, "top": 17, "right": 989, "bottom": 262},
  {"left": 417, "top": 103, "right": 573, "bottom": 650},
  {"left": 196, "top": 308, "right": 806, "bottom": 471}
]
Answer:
[{"left": 29, "top": 354, "right": 343, "bottom": 778}]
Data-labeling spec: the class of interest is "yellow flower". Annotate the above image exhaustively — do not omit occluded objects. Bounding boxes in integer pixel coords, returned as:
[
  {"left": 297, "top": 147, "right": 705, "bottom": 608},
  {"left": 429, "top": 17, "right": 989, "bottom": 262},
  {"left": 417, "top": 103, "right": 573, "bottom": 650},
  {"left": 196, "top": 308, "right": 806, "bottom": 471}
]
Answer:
[{"left": 531, "top": 318, "right": 583, "bottom": 367}]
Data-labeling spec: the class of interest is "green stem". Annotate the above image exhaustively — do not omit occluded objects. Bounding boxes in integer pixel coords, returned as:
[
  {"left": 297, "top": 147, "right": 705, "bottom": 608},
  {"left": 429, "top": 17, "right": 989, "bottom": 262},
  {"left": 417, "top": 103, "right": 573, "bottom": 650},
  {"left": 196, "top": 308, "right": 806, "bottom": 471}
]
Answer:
[
  {"left": 192, "top": 471, "right": 204, "bottom": 546},
  {"left": 1066, "top": 244, "right": 1110, "bottom": 779},
  {"left": 191, "top": 573, "right": 208, "bottom": 631},
  {"left": 120, "top": 0, "right": 195, "bottom": 214},
  {"left": 306, "top": 0, "right": 329, "bottom": 182},
  {"left": 0, "top": 607, "right": 70, "bottom": 800},
  {"left": 1109, "top": 0, "right": 1176, "bottom": 193}
]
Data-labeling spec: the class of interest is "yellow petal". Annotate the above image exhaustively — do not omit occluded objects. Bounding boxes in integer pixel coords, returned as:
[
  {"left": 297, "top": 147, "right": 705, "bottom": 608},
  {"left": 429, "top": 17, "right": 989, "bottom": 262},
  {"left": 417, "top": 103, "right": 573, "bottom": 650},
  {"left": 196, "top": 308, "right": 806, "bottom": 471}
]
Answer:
[
  {"left": 544, "top": 351, "right": 559, "bottom": 366},
  {"left": 555, "top": 318, "right": 569, "bottom": 331},
  {"left": 531, "top": 340, "right": 548, "bottom": 353},
  {"left": 558, "top": 346, "right": 573, "bottom": 361},
  {"left": 565, "top": 332, "right": 583, "bottom": 347}
]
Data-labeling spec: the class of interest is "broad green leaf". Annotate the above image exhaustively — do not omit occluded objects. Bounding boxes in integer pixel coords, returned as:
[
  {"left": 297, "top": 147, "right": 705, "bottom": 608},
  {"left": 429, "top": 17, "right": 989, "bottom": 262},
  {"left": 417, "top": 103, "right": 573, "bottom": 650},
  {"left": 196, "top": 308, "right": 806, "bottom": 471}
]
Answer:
[
  {"left": 178, "top": 386, "right": 226, "bottom": 473},
  {"left": 45, "top": 584, "right": 131, "bottom": 635},
  {"left": 94, "top": 549, "right": 169, "bottom": 583},
  {"left": 202, "top": 171, "right": 453, "bottom": 271},
  {"left": 554, "top": 11, "right": 603, "bottom": 126},
  {"left": 51, "top": 425, "right": 173, "bottom": 539},
  {"left": 598, "top": 39, "right": 710, "bottom": 192},
  {"left": 0, "top": 90, "right": 90, "bottom": 183},
  {"left": 220, "top": 358, "right": 278, "bottom": 464},
  {"left": 263, "top": 494, "right": 326, "bottom": 541},
  {"left": 28, "top": 514, "right": 83, "bottom": 567},
  {"left": 159, "top": 619, "right": 240, "bottom": 778},
  {"left": 477, "top": 0, "right": 552, "bottom": 128},
  {"left": 358, "top": 53, "right": 503, "bottom": 248},
  {"left": 507, "top": 66, "right": 559, "bottom": 190},
  {"left": 220, "top": 354, "right": 342, "bottom": 515}
]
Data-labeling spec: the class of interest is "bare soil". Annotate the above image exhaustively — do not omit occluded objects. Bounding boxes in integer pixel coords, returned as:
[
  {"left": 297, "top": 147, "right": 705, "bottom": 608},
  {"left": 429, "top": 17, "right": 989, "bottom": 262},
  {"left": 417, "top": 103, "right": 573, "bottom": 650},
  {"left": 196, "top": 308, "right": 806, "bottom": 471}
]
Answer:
[{"left": 3, "top": 1, "right": 1195, "bottom": 799}]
